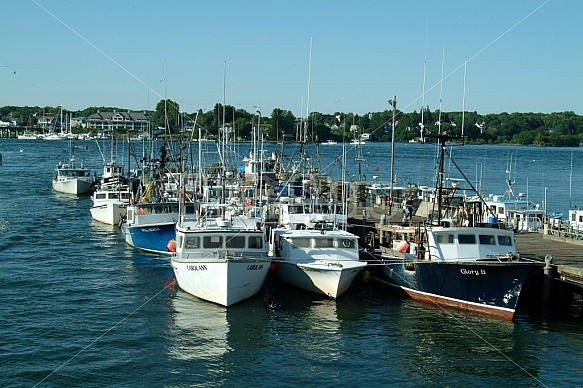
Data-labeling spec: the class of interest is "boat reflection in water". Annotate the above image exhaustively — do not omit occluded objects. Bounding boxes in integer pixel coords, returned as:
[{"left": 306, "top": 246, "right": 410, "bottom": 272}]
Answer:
[{"left": 168, "top": 290, "right": 231, "bottom": 363}]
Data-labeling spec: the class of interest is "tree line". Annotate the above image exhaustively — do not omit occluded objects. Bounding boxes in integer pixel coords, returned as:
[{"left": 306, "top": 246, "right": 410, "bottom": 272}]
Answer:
[{"left": 2, "top": 102, "right": 582, "bottom": 147}]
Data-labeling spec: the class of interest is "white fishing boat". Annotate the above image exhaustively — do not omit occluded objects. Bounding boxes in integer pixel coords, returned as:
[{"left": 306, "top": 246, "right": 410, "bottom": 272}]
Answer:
[
  {"left": 52, "top": 140, "right": 96, "bottom": 195},
  {"left": 52, "top": 159, "right": 95, "bottom": 195},
  {"left": 170, "top": 203, "right": 271, "bottom": 306},
  {"left": 90, "top": 161, "right": 131, "bottom": 225},
  {"left": 269, "top": 225, "right": 366, "bottom": 299},
  {"left": 567, "top": 208, "right": 583, "bottom": 231},
  {"left": 481, "top": 164, "right": 545, "bottom": 232}
]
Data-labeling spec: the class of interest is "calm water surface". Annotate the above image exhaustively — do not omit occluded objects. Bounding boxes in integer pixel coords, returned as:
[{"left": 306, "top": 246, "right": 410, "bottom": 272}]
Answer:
[{"left": 0, "top": 139, "right": 581, "bottom": 387}]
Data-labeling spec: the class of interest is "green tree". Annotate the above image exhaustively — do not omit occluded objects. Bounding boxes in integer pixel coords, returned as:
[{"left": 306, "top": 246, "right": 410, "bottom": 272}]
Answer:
[
  {"left": 155, "top": 99, "right": 180, "bottom": 132},
  {"left": 269, "top": 108, "right": 296, "bottom": 141}
]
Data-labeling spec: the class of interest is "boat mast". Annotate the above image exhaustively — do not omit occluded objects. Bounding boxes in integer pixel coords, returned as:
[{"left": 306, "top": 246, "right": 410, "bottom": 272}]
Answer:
[
  {"left": 420, "top": 17, "right": 428, "bottom": 140},
  {"left": 437, "top": 47, "right": 445, "bottom": 135},
  {"left": 388, "top": 96, "right": 397, "bottom": 215},
  {"left": 461, "top": 58, "right": 467, "bottom": 139}
]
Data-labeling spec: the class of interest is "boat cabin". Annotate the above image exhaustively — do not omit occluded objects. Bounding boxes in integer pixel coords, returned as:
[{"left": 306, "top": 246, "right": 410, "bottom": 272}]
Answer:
[
  {"left": 568, "top": 208, "right": 583, "bottom": 231},
  {"left": 483, "top": 194, "right": 544, "bottom": 232},
  {"left": 272, "top": 229, "right": 359, "bottom": 261},
  {"left": 175, "top": 230, "right": 267, "bottom": 259},
  {"left": 275, "top": 198, "right": 346, "bottom": 228}
]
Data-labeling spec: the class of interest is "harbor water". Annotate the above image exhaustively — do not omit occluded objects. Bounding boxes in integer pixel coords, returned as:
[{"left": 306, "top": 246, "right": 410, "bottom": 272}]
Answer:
[{"left": 0, "top": 139, "right": 581, "bottom": 387}]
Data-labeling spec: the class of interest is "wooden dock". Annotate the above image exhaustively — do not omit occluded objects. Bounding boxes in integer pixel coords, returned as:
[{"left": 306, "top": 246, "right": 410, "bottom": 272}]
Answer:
[{"left": 515, "top": 232, "right": 583, "bottom": 285}]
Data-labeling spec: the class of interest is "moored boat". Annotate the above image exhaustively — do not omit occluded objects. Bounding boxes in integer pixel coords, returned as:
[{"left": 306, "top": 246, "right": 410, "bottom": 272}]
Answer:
[
  {"left": 17, "top": 132, "right": 39, "bottom": 140},
  {"left": 90, "top": 161, "right": 131, "bottom": 225},
  {"left": 121, "top": 201, "right": 181, "bottom": 254},
  {"left": 373, "top": 223, "right": 538, "bottom": 319},
  {"left": 52, "top": 160, "right": 96, "bottom": 195},
  {"left": 170, "top": 203, "right": 271, "bottom": 306},
  {"left": 52, "top": 140, "right": 96, "bottom": 195},
  {"left": 369, "top": 134, "right": 544, "bottom": 320},
  {"left": 269, "top": 224, "right": 366, "bottom": 299},
  {"left": 321, "top": 139, "right": 338, "bottom": 145}
]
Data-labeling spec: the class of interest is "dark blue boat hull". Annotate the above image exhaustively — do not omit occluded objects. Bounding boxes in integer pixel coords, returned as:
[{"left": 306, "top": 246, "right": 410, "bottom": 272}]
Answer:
[
  {"left": 121, "top": 222, "right": 175, "bottom": 255},
  {"left": 376, "top": 259, "right": 536, "bottom": 319}
]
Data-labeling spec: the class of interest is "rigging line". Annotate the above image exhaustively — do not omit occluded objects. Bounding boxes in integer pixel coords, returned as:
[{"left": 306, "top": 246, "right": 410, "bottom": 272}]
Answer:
[
  {"left": 367, "top": 258, "right": 547, "bottom": 387},
  {"left": 33, "top": 280, "right": 175, "bottom": 387},
  {"left": 31, "top": 0, "right": 168, "bottom": 105},
  {"left": 381, "top": 0, "right": 551, "bottom": 125}
]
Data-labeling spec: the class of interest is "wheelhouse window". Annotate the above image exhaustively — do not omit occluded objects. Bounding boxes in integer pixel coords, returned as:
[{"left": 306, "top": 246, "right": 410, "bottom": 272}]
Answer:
[
  {"left": 203, "top": 235, "right": 222, "bottom": 249},
  {"left": 290, "top": 238, "right": 311, "bottom": 248},
  {"left": 184, "top": 236, "right": 200, "bottom": 249},
  {"left": 288, "top": 206, "right": 302, "bottom": 214},
  {"left": 226, "top": 235, "right": 246, "bottom": 249},
  {"left": 248, "top": 235, "right": 263, "bottom": 249},
  {"left": 479, "top": 235, "right": 496, "bottom": 245},
  {"left": 458, "top": 234, "right": 476, "bottom": 244},
  {"left": 497, "top": 235, "right": 513, "bottom": 247},
  {"left": 434, "top": 233, "right": 454, "bottom": 244},
  {"left": 314, "top": 238, "right": 334, "bottom": 247}
]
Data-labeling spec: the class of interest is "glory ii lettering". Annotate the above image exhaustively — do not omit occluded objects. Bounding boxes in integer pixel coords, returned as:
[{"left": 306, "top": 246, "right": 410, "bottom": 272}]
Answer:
[{"left": 460, "top": 269, "right": 486, "bottom": 276}]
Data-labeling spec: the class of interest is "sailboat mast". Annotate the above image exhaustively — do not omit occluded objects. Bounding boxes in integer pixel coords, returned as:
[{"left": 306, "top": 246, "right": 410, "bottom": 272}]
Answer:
[
  {"left": 305, "top": 36, "right": 313, "bottom": 145},
  {"left": 420, "top": 17, "right": 428, "bottom": 139},
  {"left": 438, "top": 47, "right": 445, "bottom": 134},
  {"left": 461, "top": 58, "right": 467, "bottom": 139},
  {"left": 222, "top": 61, "right": 227, "bottom": 170},
  {"left": 388, "top": 96, "right": 397, "bottom": 215}
]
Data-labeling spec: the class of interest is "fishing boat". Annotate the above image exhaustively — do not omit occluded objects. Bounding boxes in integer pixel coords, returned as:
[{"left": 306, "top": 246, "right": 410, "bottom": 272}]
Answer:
[
  {"left": 52, "top": 158, "right": 95, "bottom": 195},
  {"left": 270, "top": 224, "right": 366, "bottom": 299},
  {"left": 121, "top": 171, "right": 197, "bottom": 254},
  {"left": 122, "top": 200, "right": 181, "bottom": 254},
  {"left": 481, "top": 163, "right": 545, "bottom": 232},
  {"left": 370, "top": 134, "right": 544, "bottom": 320},
  {"left": 170, "top": 203, "right": 271, "bottom": 306},
  {"left": 90, "top": 160, "right": 131, "bottom": 225},
  {"left": 52, "top": 140, "right": 96, "bottom": 195},
  {"left": 567, "top": 208, "right": 583, "bottom": 231}
]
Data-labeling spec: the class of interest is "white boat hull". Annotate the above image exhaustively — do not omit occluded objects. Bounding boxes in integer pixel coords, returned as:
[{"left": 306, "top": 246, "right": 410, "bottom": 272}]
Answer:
[
  {"left": 274, "top": 259, "right": 366, "bottom": 299},
  {"left": 90, "top": 202, "right": 127, "bottom": 225},
  {"left": 171, "top": 257, "right": 271, "bottom": 306},
  {"left": 53, "top": 178, "right": 93, "bottom": 195}
]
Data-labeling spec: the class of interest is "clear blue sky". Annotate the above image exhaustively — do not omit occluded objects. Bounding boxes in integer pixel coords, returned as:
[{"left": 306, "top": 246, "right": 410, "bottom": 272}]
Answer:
[{"left": 1, "top": 0, "right": 580, "bottom": 117}]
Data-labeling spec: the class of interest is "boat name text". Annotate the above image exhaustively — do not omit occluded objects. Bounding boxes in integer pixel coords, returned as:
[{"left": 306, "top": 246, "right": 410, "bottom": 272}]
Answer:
[
  {"left": 460, "top": 268, "right": 486, "bottom": 276},
  {"left": 187, "top": 265, "right": 207, "bottom": 271}
]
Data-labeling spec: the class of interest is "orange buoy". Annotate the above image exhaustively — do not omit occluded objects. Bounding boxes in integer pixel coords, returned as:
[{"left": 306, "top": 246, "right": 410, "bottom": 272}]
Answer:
[
  {"left": 167, "top": 239, "right": 176, "bottom": 252},
  {"left": 397, "top": 240, "right": 410, "bottom": 253}
]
